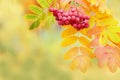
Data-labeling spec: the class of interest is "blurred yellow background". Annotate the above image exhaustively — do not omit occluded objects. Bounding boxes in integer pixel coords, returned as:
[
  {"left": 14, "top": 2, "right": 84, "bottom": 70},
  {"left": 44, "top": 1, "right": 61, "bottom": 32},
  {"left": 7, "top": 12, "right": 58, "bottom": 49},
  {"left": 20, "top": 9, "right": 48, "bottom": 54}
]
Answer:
[{"left": 0, "top": 0, "right": 120, "bottom": 80}]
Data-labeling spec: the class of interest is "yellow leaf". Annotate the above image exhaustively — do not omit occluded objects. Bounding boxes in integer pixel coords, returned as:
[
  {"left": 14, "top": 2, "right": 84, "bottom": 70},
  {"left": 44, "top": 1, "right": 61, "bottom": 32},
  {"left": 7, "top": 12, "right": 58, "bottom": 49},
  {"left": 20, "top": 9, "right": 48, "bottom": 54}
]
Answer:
[
  {"left": 61, "top": 27, "right": 77, "bottom": 38},
  {"left": 86, "top": 0, "right": 105, "bottom": 7},
  {"left": 107, "top": 32, "right": 120, "bottom": 43},
  {"left": 98, "top": 17, "right": 118, "bottom": 26},
  {"left": 89, "top": 16, "right": 96, "bottom": 28},
  {"left": 79, "top": 61, "right": 87, "bottom": 73},
  {"left": 80, "top": 46, "right": 95, "bottom": 58},
  {"left": 107, "top": 26, "right": 120, "bottom": 33},
  {"left": 61, "top": 0, "right": 71, "bottom": 9},
  {"left": 98, "top": 2, "right": 111, "bottom": 15},
  {"left": 70, "top": 55, "right": 91, "bottom": 72},
  {"left": 61, "top": 36, "right": 78, "bottom": 47},
  {"left": 70, "top": 59, "right": 77, "bottom": 70},
  {"left": 64, "top": 47, "right": 79, "bottom": 60},
  {"left": 99, "top": 31, "right": 108, "bottom": 45},
  {"left": 87, "top": 0, "right": 111, "bottom": 14},
  {"left": 79, "top": 56, "right": 91, "bottom": 73},
  {"left": 79, "top": 37, "right": 91, "bottom": 47},
  {"left": 86, "top": 0, "right": 97, "bottom": 6},
  {"left": 62, "top": 25, "right": 72, "bottom": 28},
  {"left": 95, "top": 12, "right": 111, "bottom": 19}
]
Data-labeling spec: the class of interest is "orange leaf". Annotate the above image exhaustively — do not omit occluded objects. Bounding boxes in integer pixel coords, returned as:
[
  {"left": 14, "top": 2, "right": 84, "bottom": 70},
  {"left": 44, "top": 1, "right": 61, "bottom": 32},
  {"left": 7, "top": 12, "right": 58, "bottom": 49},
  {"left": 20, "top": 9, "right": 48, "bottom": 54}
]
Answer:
[
  {"left": 64, "top": 47, "right": 79, "bottom": 60},
  {"left": 76, "top": 0, "right": 91, "bottom": 14},
  {"left": 79, "top": 29, "right": 91, "bottom": 38},
  {"left": 80, "top": 46, "right": 95, "bottom": 58},
  {"left": 62, "top": 36, "right": 78, "bottom": 47},
  {"left": 88, "top": 26, "right": 102, "bottom": 35},
  {"left": 79, "top": 37, "right": 91, "bottom": 47},
  {"left": 61, "top": 26, "right": 77, "bottom": 38},
  {"left": 70, "top": 59, "right": 77, "bottom": 70},
  {"left": 86, "top": 0, "right": 111, "bottom": 14},
  {"left": 90, "top": 36, "right": 100, "bottom": 48}
]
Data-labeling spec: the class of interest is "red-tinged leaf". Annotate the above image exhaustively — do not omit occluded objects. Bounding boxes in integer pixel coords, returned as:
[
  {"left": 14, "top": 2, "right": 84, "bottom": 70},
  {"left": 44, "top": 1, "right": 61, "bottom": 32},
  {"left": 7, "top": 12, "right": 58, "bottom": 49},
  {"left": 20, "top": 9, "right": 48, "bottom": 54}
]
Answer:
[{"left": 91, "top": 36, "right": 99, "bottom": 48}]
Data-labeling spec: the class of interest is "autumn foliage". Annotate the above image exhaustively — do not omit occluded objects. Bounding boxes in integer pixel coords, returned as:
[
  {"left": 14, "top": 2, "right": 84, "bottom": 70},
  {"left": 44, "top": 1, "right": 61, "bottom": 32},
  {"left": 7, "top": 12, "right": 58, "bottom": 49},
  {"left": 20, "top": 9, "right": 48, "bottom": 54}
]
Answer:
[{"left": 25, "top": 0, "right": 120, "bottom": 73}]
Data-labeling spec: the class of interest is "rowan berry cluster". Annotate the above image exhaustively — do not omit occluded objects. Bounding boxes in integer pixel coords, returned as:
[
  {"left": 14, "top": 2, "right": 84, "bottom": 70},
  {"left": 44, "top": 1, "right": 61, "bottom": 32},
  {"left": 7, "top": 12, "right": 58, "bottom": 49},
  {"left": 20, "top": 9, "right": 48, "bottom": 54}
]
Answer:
[{"left": 49, "top": 8, "right": 90, "bottom": 30}]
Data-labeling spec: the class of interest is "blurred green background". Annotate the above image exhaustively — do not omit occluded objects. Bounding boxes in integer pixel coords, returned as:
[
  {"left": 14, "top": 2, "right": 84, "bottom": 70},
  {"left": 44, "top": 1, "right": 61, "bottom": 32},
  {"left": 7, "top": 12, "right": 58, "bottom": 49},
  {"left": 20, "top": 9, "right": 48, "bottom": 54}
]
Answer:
[{"left": 0, "top": 0, "right": 120, "bottom": 80}]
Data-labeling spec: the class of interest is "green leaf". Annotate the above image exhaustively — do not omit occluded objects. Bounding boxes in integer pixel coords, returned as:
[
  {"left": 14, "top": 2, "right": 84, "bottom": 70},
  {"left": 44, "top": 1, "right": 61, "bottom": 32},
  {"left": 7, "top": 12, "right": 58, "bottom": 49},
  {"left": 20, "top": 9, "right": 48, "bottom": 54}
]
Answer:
[
  {"left": 46, "top": 15, "right": 55, "bottom": 27},
  {"left": 36, "top": 0, "right": 49, "bottom": 9},
  {"left": 29, "top": 19, "right": 40, "bottom": 30},
  {"left": 48, "top": 0, "right": 53, "bottom": 4},
  {"left": 29, "top": 5, "right": 43, "bottom": 15},
  {"left": 25, "top": 14, "right": 37, "bottom": 20}
]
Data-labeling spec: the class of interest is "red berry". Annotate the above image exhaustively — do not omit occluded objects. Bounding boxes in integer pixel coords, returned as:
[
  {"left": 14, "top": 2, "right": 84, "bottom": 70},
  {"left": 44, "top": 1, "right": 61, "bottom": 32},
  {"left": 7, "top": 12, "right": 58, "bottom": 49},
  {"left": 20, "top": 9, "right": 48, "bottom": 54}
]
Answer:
[
  {"left": 79, "top": 14, "right": 82, "bottom": 17},
  {"left": 65, "top": 21, "right": 69, "bottom": 24},
  {"left": 49, "top": 8, "right": 54, "bottom": 12},
  {"left": 83, "top": 20, "right": 88, "bottom": 23},
  {"left": 73, "top": 11, "right": 78, "bottom": 16},
  {"left": 84, "top": 15, "right": 90, "bottom": 20},
  {"left": 62, "top": 12, "right": 68, "bottom": 16},
  {"left": 73, "top": 24, "right": 77, "bottom": 27},
  {"left": 58, "top": 21, "right": 63, "bottom": 25},
  {"left": 78, "top": 24, "right": 82, "bottom": 28},
  {"left": 58, "top": 10, "right": 63, "bottom": 13},
  {"left": 57, "top": 13, "right": 61, "bottom": 16},
  {"left": 71, "top": 16, "right": 76, "bottom": 20},
  {"left": 53, "top": 12, "right": 57, "bottom": 16},
  {"left": 67, "top": 16, "right": 71, "bottom": 20},
  {"left": 68, "top": 12, "right": 73, "bottom": 16},
  {"left": 85, "top": 23, "right": 89, "bottom": 28},
  {"left": 50, "top": 7, "right": 90, "bottom": 30},
  {"left": 71, "top": 8, "right": 76, "bottom": 12},
  {"left": 58, "top": 16, "right": 63, "bottom": 20},
  {"left": 62, "top": 17, "right": 67, "bottom": 21},
  {"left": 49, "top": 8, "right": 57, "bottom": 12},
  {"left": 76, "top": 17, "right": 80, "bottom": 22}
]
